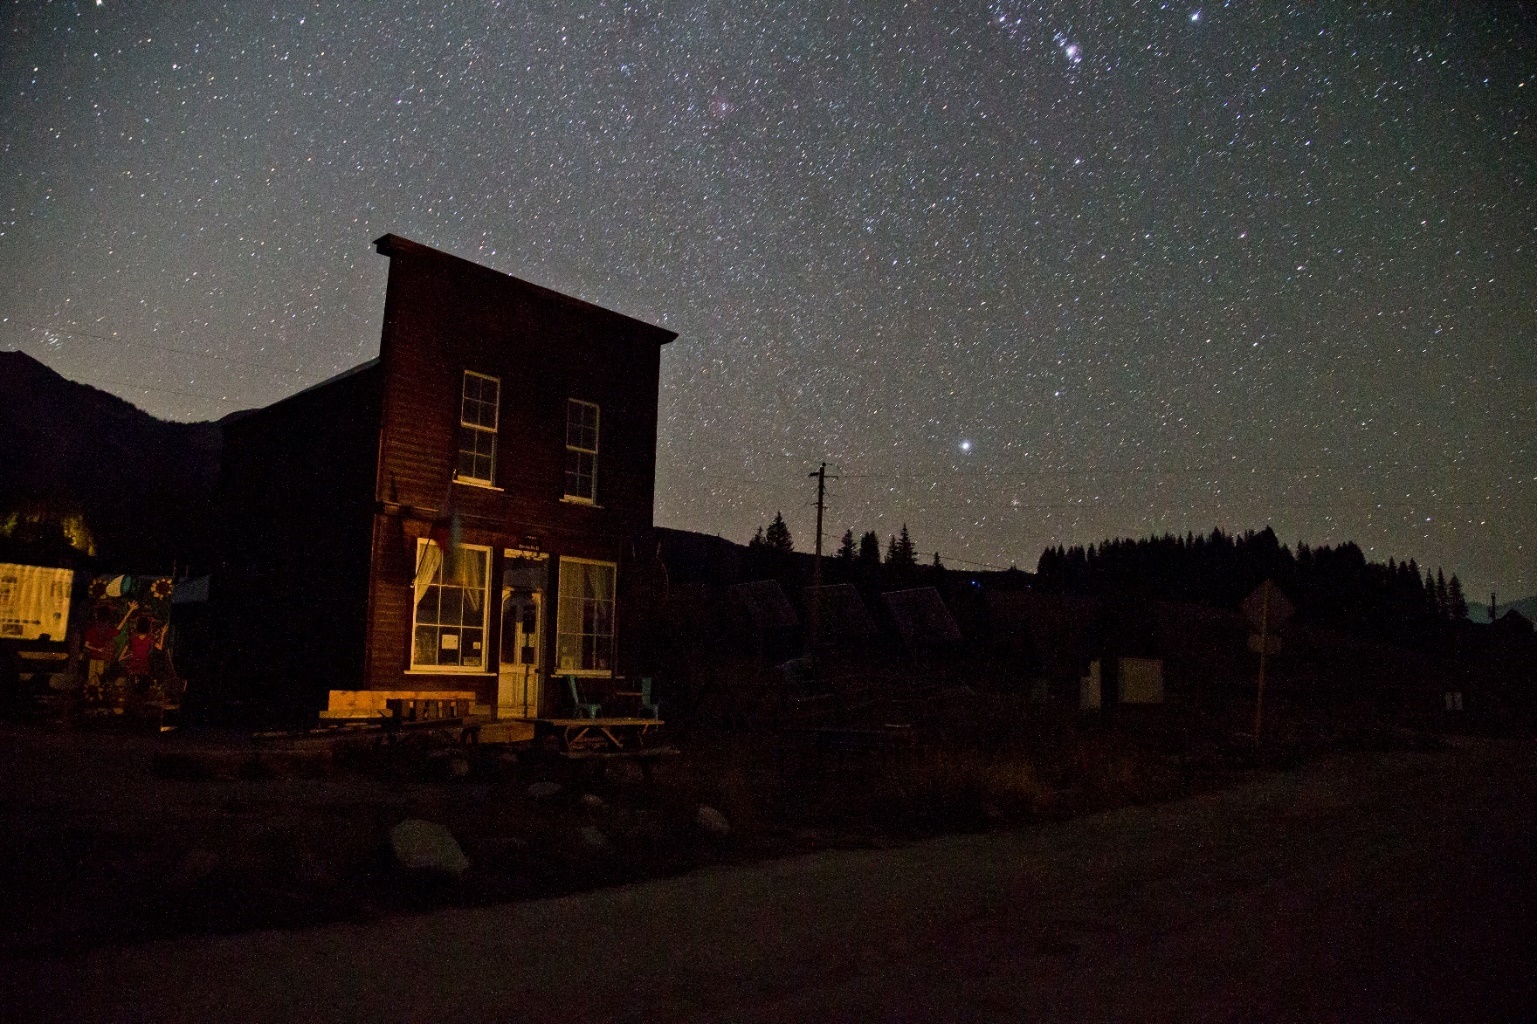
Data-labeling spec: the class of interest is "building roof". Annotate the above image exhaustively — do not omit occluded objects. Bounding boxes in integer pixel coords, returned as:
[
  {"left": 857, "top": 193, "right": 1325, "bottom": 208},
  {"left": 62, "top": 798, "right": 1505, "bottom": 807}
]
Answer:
[{"left": 373, "top": 234, "right": 677, "bottom": 345}]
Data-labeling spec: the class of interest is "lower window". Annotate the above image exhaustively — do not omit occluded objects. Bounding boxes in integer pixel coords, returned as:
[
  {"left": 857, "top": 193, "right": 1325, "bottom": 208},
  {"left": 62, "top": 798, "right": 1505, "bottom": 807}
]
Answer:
[
  {"left": 411, "top": 540, "right": 490, "bottom": 670},
  {"left": 556, "top": 557, "right": 615, "bottom": 674}
]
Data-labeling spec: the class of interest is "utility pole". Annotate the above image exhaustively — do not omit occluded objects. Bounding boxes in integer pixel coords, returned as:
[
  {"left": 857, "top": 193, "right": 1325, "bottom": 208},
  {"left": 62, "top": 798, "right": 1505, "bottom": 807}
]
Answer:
[
  {"left": 807, "top": 462, "right": 835, "bottom": 663},
  {"left": 1253, "top": 583, "right": 1269, "bottom": 750}
]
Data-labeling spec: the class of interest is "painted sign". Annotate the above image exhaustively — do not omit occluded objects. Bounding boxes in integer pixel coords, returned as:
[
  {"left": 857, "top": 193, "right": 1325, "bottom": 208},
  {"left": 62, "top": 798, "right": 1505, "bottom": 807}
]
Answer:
[{"left": 0, "top": 563, "right": 74, "bottom": 641}]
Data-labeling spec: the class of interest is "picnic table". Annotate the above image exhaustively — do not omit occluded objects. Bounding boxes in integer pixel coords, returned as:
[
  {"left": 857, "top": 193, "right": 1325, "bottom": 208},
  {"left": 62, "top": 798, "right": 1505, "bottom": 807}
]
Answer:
[
  {"left": 808, "top": 723, "right": 917, "bottom": 771},
  {"left": 531, "top": 716, "right": 664, "bottom": 754}
]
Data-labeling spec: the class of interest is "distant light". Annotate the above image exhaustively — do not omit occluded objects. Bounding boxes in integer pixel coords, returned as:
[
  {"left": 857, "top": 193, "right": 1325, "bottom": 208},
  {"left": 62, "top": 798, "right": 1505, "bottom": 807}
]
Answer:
[
  {"left": 1190, "top": 9, "right": 1201, "bottom": 22},
  {"left": 959, "top": 440, "right": 973, "bottom": 453}
]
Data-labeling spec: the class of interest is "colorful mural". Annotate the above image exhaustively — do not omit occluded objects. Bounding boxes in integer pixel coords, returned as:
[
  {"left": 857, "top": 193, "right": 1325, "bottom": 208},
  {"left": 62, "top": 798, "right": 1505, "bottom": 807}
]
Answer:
[{"left": 80, "top": 574, "right": 178, "bottom": 706}]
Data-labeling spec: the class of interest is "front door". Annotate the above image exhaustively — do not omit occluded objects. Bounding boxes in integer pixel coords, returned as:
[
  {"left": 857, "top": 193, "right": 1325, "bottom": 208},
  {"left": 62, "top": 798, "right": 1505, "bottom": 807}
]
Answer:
[{"left": 499, "top": 588, "right": 543, "bottom": 718}]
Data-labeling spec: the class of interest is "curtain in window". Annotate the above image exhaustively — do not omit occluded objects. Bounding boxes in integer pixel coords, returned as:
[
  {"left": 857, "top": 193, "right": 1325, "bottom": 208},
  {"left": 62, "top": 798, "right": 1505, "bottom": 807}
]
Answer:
[
  {"left": 556, "top": 560, "right": 615, "bottom": 673},
  {"left": 449, "top": 545, "right": 485, "bottom": 614},
  {"left": 414, "top": 541, "right": 443, "bottom": 606}
]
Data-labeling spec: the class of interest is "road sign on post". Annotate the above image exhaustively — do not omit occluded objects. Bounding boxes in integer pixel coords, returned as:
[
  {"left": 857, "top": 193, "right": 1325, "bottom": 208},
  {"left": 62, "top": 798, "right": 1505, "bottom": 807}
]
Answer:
[
  {"left": 1242, "top": 580, "right": 1295, "bottom": 632},
  {"left": 1241, "top": 581, "right": 1294, "bottom": 749}
]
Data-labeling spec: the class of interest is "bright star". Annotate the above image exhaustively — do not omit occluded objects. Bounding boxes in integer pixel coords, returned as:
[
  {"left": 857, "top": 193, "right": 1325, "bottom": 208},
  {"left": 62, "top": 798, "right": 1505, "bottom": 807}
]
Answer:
[
  {"left": 1054, "top": 31, "right": 1083, "bottom": 65},
  {"left": 959, "top": 440, "right": 973, "bottom": 453}
]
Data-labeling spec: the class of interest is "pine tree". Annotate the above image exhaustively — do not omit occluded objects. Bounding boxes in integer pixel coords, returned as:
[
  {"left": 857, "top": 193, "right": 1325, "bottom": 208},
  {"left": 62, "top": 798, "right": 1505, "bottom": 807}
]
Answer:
[
  {"left": 836, "top": 529, "right": 856, "bottom": 563},
  {"left": 857, "top": 530, "right": 881, "bottom": 568},
  {"left": 885, "top": 524, "right": 917, "bottom": 569},
  {"left": 1447, "top": 574, "right": 1469, "bottom": 620},
  {"left": 765, "top": 511, "right": 793, "bottom": 553},
  {"left": 1435, "top": 568, "right": 1449, "bottom": 619},
  {"left": 931, "top": 551, "right": 944, "bottom": 569},
  {"left": 748, "top": 526, "right": 766, "bottom": 550}
]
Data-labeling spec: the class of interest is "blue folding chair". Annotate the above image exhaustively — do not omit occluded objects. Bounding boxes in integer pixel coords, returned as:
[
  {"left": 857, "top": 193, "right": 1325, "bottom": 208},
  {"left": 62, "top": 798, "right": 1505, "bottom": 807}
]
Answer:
[
  {"left": 565, "top": 675, "right": 601, "bottom": 719},
  {"left": 637, "top": 676, "right": 661, "bottom": 719}
]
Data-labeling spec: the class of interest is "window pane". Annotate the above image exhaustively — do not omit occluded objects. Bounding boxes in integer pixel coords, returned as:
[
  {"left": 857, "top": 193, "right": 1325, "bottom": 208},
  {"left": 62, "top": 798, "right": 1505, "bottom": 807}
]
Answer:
[
  {"left": 462, "top": 373, "right": 500, "bottom": 429},
  {"left": 457, "top": 446, "right": 479, "bottom": 481},
  {"left": 438, "top": 629, "right": 461, "bottom": 666},
  {"left": 439, "top": 587, "right": 463, "bottom": 625},
  {"left": 566, "top": 400, "right": 598, "bottom": 451},
  {"left": 462, "top": 628, "right": 483, "bottom": 667},
  {"left": 556, "top": 632, "right": 581, "bottom": 674},
  {"left": 415, "top": 587, "right": 440, "bottom": 626},
  {"left": 414, "top": 626, "right": 439, "bottom": 666},
  {"left": 565, "top": 450, "right": 595, "bottom": 500},
  {"left": 458, "top": 424, "right": 496, "bottom": 483},
  {"left": 454, "top": 547, "right": 487, "bottom": 591},
  {"left": 468, "top": 397, "right": 496, "bottom": 429}
]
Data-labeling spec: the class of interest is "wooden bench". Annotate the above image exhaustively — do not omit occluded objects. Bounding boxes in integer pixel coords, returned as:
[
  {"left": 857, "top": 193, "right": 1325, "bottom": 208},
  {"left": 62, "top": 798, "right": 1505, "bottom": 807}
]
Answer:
[{"left": 809, "top": 723, "right": 917, "bottom": 772}]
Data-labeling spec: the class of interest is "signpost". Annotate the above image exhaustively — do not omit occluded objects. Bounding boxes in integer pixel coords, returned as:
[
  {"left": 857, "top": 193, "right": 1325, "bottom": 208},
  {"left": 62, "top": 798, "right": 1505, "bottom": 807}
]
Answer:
[{"left": 1241, "top": 580, "right": 1294, "bottom": 749}]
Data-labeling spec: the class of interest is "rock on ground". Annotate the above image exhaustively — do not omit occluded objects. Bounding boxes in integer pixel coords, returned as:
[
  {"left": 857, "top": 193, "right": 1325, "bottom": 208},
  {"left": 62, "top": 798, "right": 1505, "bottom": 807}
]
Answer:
[
  {"left": 696, "top": 805, "right": 730, "bottom": 837},
  {"left": 389, "top": 819, "right": 469, "bottom": 876}
]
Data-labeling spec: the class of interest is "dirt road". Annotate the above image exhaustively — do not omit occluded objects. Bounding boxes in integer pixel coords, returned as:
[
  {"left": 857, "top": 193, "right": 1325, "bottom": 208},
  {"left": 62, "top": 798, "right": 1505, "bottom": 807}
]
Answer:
[{"left": 5, "top": 738, "right": 1535, "bottom": 1022}]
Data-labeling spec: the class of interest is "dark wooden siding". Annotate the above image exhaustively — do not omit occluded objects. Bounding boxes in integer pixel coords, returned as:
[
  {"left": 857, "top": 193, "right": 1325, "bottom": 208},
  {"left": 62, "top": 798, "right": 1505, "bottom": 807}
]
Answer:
[{"left": 214, "top": 364, "right": 384, "bottom": 721}]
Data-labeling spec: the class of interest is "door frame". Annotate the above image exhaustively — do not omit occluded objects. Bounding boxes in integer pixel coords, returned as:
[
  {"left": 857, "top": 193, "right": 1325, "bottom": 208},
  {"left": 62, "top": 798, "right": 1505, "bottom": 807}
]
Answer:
[{"left": 497, "top": 550, "right": 549, "bottom": 719}]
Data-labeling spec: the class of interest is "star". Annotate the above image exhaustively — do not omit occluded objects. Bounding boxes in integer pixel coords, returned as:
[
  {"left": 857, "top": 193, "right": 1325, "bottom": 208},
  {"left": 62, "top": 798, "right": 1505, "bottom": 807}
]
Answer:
[{"left": 0, "top": 0, "right": 1529, "bottom": 598}]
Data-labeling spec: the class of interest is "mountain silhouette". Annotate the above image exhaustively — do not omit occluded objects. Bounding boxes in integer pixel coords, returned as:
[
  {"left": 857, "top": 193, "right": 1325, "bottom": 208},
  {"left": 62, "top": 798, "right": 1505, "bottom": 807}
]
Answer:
[{"left": 0, "top": 351, "right": 227, "bottom": 572}]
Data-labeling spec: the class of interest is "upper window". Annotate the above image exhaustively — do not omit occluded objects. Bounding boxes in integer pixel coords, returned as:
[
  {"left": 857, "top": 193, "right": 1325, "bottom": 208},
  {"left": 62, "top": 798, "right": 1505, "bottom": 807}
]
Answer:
[
  {"left": 564, "top": 399, "right": 599, "bottom": 503},
  {"left": 411, "top": 540, "right": 490, "bottom": 672},
  {"left": 457, "top": 371, "right": 500, "bottom": 485}
]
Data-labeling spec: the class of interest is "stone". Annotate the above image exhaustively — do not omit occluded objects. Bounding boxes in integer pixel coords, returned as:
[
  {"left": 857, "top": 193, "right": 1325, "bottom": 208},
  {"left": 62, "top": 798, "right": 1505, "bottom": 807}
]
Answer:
[
  {"left": 526, "top": 780, "right": 564, "bottom": 800},
  {"left": 389, "top": 819, "right": 469, "bottom": 876},
  {"left": 578, "top": 793, "right": 607, "bottom": 811},
  {"left": 696, "top": 805, "right": 731, "bottom": 837},
  {"left": 446, "top": 756, "right": 472, "bottom": 779},
  {"left": 167, "top": 848, "right": 220, "bottom": 888},
  {"left": 579, "top": 825, "right": 609, "bottom": 849}
]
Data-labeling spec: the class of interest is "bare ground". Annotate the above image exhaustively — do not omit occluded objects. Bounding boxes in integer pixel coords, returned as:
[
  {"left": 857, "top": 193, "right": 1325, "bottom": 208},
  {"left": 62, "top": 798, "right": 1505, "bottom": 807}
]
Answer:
[{"left": 3, "top": 734, "right": 1534, "bottom": 1022}]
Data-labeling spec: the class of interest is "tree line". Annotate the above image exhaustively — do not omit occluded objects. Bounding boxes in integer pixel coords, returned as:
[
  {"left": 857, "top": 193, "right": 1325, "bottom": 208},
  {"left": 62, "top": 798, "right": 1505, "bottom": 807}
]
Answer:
[
  {"left": 1034, "top": 526, "right": 1472, "bottom": 641},
  {"left": 745, "top": 513, "right": 942, "bottom": 590}
]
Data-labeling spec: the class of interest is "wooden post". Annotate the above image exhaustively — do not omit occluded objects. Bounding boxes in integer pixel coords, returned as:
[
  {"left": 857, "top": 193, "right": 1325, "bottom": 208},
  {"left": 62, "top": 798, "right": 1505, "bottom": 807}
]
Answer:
[
  {"left": 1253, "top": 584, "right": 1269, "bottom": 750},
  {"left": 807, "top": 463, "right": 827, "bottom": 667}
]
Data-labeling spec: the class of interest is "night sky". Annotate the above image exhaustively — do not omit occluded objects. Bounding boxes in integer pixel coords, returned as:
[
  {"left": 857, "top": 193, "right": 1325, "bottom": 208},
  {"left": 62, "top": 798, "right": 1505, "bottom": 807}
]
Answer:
[{"left": 3, "top": 2, "right": 1534, "bottom": 596}]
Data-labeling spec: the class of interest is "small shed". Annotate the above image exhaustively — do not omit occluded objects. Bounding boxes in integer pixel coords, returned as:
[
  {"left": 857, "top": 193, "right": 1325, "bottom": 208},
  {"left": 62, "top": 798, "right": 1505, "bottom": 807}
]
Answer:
[
  {"left": 1117, "top": 657, "right": 1165, "bottom": 704},
  {"left": 729, "top": 580, "right": 800, "bottom": 659},
  {"left": 804, "top": 584, "right": 877, "bottom": 649},
  {"left": 881, "top": 587, "right": 963, "bottom": 649}
]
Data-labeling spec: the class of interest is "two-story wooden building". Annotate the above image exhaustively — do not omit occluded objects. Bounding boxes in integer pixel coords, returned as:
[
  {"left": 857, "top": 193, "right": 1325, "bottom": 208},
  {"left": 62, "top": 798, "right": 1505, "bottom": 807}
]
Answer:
[{"left": 215, "top": 235, "right": 675, "bottom": 722}]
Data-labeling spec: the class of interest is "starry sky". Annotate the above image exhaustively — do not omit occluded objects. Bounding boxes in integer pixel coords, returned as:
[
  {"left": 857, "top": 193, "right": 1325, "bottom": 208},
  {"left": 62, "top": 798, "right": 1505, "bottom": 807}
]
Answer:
[{"left": 3, "top": 2, "right": 1534, "bottom": 597}]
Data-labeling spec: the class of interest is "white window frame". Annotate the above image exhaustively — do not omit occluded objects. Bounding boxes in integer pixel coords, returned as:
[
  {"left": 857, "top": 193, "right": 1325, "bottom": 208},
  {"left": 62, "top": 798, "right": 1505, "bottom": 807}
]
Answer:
[
  {"left": 456, "top": 370, "right": 500, "bottom": 486},
  {"left": 555, "top": 556, "right": 616, "bottom": 677},
  {"left": 410, "top": 539, "right": 492, "bottom": 674},
  {"left": 563, "top": 398, "right": 599, "bottom": 504}
]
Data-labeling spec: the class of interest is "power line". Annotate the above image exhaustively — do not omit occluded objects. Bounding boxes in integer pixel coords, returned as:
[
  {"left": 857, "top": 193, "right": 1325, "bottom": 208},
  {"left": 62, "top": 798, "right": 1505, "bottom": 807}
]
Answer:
[
  {"left": 28, "top": 366, "right": 245, "bottom": 405},
  {"left": 691, "top": 461, "right": 1472, "bottom": 488},
  {"left": 6, "top": 317, "right": 316, "bottom": 377}
]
